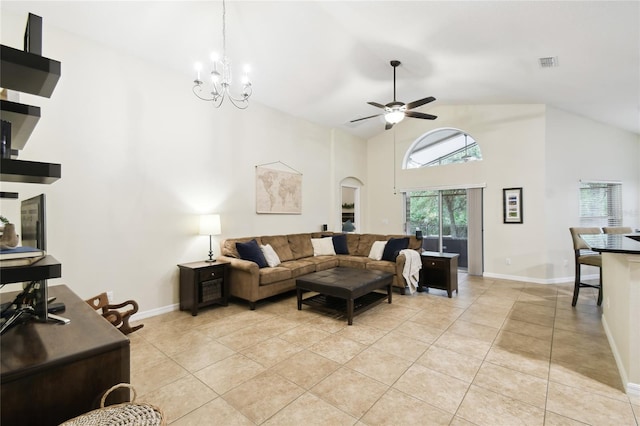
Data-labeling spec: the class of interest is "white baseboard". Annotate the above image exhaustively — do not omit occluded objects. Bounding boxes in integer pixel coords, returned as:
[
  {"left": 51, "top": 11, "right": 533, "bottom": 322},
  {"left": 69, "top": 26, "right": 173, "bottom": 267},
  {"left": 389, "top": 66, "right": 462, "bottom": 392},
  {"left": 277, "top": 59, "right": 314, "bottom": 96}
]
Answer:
[
  {"left": 482, "top": 272, "right": 570, "bottom": 285},
  {"left": 481, "top": 272, "right": 598, "bottom": 285},
  {"left": 132, "top": 303, "right": 179, "bottom": 321},
  {"left": 602, "top": 314, "right": 640, "bottom": 397}
]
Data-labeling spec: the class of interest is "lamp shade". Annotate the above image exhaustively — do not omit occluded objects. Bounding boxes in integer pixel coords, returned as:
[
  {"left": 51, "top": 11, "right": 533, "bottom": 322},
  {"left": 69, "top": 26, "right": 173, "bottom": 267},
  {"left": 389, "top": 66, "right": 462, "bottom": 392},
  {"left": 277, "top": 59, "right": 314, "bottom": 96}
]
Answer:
[{"left": 199, "top": 214, "right": 221, "bottom": 236}]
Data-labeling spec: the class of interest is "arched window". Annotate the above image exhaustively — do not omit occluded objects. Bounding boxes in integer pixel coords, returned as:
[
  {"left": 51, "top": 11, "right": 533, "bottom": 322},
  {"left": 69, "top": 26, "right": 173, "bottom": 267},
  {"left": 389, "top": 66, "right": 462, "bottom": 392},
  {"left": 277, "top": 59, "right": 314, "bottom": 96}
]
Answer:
[{"left": 403, "top": 128, "right": 482, "bottom": 169}]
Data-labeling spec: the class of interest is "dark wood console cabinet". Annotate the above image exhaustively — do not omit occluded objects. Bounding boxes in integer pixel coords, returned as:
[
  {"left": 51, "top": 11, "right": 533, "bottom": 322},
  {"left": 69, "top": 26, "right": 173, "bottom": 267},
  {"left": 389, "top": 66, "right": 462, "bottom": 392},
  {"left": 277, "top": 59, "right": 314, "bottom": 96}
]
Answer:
[
  {"left": 178, "top": 261, "right": 230, "bottom": 316},
  {"left": 419, "top": 251, "right": 459, "bottom": 298},
  {"left": 1, "top": 285, "right": 130, "bottom": 426}
]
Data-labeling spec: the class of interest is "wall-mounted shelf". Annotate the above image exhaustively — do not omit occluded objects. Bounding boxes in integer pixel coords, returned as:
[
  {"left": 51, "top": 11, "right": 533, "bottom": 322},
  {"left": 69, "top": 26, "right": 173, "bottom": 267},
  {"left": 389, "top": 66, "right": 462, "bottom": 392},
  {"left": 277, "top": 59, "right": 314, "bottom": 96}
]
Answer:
[
  {"left": 0, "top": 45, "right": 61, "bottom": 98},
  {"left": 0, "top": 255, "right": 61, "bottom": 284},
  {"left": 0, "top": 158, "right": 61, "bottom": 184},
  {"left": 1, "top": 100, "right": 41, "bottom": 150}
]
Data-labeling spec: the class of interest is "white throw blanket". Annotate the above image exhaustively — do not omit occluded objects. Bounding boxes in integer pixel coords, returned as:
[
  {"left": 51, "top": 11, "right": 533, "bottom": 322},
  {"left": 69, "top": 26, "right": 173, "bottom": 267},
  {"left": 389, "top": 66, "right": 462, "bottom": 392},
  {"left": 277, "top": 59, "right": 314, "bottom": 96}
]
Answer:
[{"left": 400, "top": 249, "right": 422, "bottom": 294}]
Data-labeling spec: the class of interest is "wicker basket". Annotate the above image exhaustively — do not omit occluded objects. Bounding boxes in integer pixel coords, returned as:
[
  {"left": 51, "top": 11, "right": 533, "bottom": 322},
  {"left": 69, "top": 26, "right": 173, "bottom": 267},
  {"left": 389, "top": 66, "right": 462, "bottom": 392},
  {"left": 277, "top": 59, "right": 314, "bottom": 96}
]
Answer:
[{"left": 60, "top": 383, "right": 165, "bottom": 426}]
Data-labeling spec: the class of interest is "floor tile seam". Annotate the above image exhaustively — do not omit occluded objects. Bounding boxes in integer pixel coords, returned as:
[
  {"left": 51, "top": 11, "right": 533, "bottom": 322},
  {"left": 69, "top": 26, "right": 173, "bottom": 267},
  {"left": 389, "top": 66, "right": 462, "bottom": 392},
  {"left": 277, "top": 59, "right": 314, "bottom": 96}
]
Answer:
[
  {"left": 165, "top": 388, "right": 223, "bottom": 425},
  {"left": 358, "top": 385, "right": 454, "bottom": 425},
  {"left": 268, "top": 359, "right": 337, "bottom": 392},
  {"left": 135, "top": 368, "right": 210, "bottom": 404},
  {"left": 468, "top": 378, "right": 548, "bottom": 412},
  {"left": 445, "top": 307, "right": 511, "bottom": 421},
  {"left": 142, "top": 338, "right": 202, "bottom": 371},
  {"left": 495, "top": 328, "right": 555, "bottom": 349},
  {"left": 551, "top": 326, "right": 609, "bottom": 343},
  {"left": 134, "top": 375, "right": 191, "bottom": 403},
  {"left": 257, "top": 390, "right": 358, "bottom": 426},
  {"left": 545, "top": 373, "right": 632, "bottom": 405},
  {"left": 305, "top": 379, "right": 383, "bottom": 423},
  {"left": 216, "top": 366, "right": 300, "bottom": 407},
  {"left": 458, "top": 383, "right": 547, "bottom": 423}
]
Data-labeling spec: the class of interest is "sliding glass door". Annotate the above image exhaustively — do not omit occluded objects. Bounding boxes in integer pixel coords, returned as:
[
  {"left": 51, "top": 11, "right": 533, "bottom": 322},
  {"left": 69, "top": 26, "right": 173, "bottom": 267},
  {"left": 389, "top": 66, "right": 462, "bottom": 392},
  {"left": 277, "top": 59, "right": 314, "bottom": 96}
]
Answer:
[{"left": 405, "top": 188, "right": 483, "bottom": 274}]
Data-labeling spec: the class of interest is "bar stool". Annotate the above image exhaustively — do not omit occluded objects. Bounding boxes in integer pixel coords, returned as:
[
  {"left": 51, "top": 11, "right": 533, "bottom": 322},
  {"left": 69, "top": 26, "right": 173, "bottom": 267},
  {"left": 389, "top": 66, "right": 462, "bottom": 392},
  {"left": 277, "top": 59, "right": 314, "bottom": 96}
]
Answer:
[
  {"left": 569, "top": 227, "right": 602, "bottom": 306},
  {"left": 602, "top": 226, "right": 632, "bottom": 234}
]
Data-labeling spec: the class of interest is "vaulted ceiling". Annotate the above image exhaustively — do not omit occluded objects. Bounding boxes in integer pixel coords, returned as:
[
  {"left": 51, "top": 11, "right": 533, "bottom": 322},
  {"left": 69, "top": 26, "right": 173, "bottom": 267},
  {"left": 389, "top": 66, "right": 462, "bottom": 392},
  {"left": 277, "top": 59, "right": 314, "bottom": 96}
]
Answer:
[{"left": 3, "top": 1, "right": 639, "bottom": 140}]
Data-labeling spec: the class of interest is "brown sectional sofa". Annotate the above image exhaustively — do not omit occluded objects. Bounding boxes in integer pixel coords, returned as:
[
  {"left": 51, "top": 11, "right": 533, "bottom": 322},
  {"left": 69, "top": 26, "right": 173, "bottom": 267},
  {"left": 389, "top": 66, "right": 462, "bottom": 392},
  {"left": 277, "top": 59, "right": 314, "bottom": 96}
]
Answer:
[{"left": 218, "top": 232, "right": 422, "bottom": 309}]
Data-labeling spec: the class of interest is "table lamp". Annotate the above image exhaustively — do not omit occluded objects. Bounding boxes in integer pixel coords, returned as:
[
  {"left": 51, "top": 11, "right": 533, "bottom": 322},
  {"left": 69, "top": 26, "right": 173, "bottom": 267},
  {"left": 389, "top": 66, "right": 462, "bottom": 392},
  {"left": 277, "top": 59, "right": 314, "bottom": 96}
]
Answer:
[{"left": 199, "top": 214, "right": 222, "bottom": 262}]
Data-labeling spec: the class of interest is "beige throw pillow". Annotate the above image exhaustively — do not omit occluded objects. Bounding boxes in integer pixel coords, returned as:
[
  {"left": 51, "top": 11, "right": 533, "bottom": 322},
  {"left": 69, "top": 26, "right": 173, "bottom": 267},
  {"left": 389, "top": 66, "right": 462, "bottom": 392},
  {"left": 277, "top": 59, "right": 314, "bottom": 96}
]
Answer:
[
  {"left": 311, "top": 237, "right": 336, "bottom": 256},
  {"left": 260, "top": 244, "right": 281, "bottom": 267},
  {"left": 368, "top": 240, "right": 387, "bottom": 260}
]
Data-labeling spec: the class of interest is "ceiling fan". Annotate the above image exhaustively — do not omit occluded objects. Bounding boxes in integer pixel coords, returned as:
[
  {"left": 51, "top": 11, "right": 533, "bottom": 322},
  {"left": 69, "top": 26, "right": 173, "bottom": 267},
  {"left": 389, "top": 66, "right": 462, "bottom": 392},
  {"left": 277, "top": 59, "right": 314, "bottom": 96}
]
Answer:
[{"left": 351, "top": 60, "right": 437, "bottom": 130}]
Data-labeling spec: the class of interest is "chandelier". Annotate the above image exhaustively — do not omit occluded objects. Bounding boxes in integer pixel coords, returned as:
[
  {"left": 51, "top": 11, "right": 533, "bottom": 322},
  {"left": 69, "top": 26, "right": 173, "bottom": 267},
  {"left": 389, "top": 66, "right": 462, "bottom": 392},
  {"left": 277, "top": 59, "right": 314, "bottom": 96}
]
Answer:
[{"left": 192, "top": 0, "right": 252, "bottom": 109}]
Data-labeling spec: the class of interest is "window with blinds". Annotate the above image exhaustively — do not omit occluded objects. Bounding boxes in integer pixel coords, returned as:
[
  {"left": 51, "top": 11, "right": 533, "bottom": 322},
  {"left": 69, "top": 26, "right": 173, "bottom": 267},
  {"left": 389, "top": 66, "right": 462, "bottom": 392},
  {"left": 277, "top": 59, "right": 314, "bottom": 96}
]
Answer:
[{"left": 579, "top": 182, "right": 622, "bottom": 227}]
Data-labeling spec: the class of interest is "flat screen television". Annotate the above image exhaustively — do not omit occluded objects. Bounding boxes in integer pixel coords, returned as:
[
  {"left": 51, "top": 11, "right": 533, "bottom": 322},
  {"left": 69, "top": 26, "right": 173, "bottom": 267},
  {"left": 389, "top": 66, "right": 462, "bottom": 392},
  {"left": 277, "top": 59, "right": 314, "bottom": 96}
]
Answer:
[
  {"left": 20, "top": 194, "right": 49, "bottom": 321},
  {"left": 20, "top": 194, "right": 46, "bottom": 251}
]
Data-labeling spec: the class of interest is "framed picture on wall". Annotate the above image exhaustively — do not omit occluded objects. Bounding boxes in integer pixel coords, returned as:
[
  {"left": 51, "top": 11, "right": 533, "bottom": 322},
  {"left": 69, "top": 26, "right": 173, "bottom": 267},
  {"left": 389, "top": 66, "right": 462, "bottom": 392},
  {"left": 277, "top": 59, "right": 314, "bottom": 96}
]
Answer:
[{"left": 503, "top": 187, "right": 523, "bottom": 224}]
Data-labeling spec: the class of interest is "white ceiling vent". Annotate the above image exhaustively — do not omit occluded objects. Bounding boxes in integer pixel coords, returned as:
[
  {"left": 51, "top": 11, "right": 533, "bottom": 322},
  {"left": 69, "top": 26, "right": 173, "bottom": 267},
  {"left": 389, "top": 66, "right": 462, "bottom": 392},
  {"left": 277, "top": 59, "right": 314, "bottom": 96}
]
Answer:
[{"left": 539, "top": 56, "right": 559, "bottom": 68}]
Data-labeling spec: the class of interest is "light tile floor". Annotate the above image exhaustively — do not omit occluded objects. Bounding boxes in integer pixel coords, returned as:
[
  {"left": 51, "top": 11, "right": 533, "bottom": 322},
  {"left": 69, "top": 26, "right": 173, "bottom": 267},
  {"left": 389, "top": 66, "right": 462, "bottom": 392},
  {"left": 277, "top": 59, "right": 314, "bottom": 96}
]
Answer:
[{"left": 129, "top": 274, "right": 640, "bottom": 425}]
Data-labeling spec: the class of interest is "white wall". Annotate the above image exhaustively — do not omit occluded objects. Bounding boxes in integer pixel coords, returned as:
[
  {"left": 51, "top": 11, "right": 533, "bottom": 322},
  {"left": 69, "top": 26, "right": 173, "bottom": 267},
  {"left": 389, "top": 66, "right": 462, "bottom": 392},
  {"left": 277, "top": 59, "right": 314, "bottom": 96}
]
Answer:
[
  {"left": 365, "top": 104, "right": 639, "bottom": 282},
  {"left": 0, "top": 11, "right": 365, "bottom": 314},
  {"left": 545, "top": 106, "right": 640, "bottom": 281}
]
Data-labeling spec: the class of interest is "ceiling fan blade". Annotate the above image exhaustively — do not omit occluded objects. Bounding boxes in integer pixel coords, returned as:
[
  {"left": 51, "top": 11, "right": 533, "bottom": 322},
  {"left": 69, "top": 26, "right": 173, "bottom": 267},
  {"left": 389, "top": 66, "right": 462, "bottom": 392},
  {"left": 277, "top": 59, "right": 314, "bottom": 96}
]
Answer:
[
  {"left": 405, "top": 111, "right": 437, "bottom": 120},
  {"left": 350, "top": 114, "right": 382, "bottom": 123},
  {"left": 385, "top": 122, "right": 394, "bottom": 130},
  {"left": 367, "top": 101, "right": 388, "bottom": 110},
  {"left": 405, "top": 96, "right": 436, "bottom": 110}
]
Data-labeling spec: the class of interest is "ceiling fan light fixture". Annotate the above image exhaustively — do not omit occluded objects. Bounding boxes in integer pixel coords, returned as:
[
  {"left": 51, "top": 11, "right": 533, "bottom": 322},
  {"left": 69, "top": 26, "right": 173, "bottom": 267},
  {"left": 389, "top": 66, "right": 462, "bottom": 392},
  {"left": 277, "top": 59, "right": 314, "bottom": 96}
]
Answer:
[{"left": 385, "top": 110, "right": 405, "bottom": 124}]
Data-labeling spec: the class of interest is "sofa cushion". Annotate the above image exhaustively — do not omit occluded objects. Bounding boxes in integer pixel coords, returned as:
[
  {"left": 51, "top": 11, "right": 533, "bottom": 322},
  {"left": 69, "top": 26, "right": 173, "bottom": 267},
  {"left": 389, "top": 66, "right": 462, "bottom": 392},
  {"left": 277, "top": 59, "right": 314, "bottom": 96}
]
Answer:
[
  {"left": 279, "top": 259, "right": 316, "bottom": 278},
  {"left": 346, "top": 234, "right": 360, "bottom": 255},
  {"left": 368, "top": 240, "right": 387, "bottom": 260},
  {"left": 337, "top": 255, "right": 369, "bottom": 269},
  {"left": 332, "top": 234, "right": 349, "bottom": 254},
  {"left": 236, "top": 239, "right": 268, "bottom": 268},
  {"left": 288, "top": 233, "right": 314, "bottom": 259},
  {"left": 356, "top": 234, "right": 385, "bottom": 257},
  {"left": 260, "top": 244, "right": 281, "bottom": 267},
  {"left": 366, "top": 259, "right": 396, "bottom": 275},
  {"left": 261, "top": 235, "right": 294, "bottom": 262},
  {"left": 305, "top": 255, "right": 339, "bottom": 271},
  {"left": 382, "top": 237, "right": 409, "bottom": 261},
  {"left": 311, "top": 237, "right": 336, "bottom": 256},
  {"left": 259, "top": 267, "right": 292, "bottom": 285}
]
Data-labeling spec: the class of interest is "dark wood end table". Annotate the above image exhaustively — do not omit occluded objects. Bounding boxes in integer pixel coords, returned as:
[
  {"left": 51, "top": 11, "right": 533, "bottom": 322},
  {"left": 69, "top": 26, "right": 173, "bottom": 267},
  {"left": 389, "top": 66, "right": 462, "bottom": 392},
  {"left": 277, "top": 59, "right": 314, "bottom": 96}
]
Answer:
[
  {"left": 419, "top": 251, "right": 459, "bottom": 298},
  {"left": 178, "top": 260, "right": 230, "bottom": 316}
]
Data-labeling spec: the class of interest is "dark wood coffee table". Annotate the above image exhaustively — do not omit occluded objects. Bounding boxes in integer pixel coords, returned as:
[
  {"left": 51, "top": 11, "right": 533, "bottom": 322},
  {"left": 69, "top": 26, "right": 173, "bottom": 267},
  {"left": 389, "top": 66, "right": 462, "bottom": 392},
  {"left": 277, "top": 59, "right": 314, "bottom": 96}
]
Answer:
[{"left": 296, "top": 267, "right": 393, "bottom": 325}]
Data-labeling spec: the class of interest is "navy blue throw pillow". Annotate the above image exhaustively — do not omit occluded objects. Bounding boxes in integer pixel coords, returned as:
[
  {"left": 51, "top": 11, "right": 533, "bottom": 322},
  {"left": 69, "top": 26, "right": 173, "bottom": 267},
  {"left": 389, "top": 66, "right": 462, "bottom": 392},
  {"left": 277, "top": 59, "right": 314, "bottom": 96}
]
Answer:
[
  {"left": 382, "top": 237, "right": 409, "bottom": 261},
  {"left": 236, "top": 239, "right": 268, "bottom": 268},
  {"left": 332, "top": 234, "right": 349, "bottom": 254}
]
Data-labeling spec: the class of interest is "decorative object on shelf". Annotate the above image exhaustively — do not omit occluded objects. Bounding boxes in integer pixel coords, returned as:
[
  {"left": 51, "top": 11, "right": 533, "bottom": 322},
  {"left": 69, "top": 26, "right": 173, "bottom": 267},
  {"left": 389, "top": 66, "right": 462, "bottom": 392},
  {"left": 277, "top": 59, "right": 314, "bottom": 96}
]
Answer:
[
  {"left": 342, "top": 219, "right": 355, "bottom": 232},
  {"left": 199, "top": 214, "right": 222, "bottom": 262},
  {"left": 503, "top": 187, "right": 523, "bottom": 224},
  {"left": 415, "top": 228, "right": 423, "bottom": 240},
  {"left": 1, "top": 120, "right": 11, "bottom": 159},
  {"left": 341, "top": 203, "right": 355, "bottom": 209},
  {"left": 255, "top": 161, "right": 302, "bottom": 214},
  {"left": 192, "top": 0, "right": 252, "bottom": 109},
  {"left": 0, "top": 223, "right": 19, "bottom": 249}
]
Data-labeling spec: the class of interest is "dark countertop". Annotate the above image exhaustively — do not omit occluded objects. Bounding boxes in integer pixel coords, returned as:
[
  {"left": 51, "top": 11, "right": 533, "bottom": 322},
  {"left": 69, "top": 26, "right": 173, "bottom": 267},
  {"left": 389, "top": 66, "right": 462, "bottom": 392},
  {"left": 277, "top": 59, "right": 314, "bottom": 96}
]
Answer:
[{"left": 580, "top": 233, "right": 640, "bottom": 255}]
